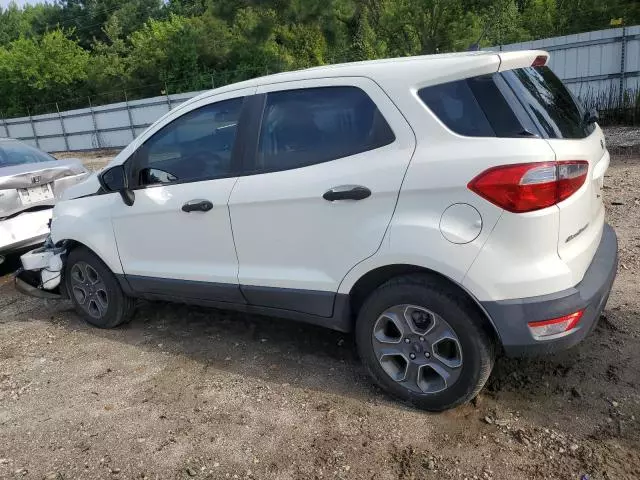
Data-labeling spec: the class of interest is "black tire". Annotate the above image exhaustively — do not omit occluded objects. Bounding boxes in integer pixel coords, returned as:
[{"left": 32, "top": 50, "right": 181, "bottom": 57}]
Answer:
[
  {"left": 64, "top": 246, "right": 135, "bottom": 328},
  {"left": 355, "top": 274, "right": 495, "bottom": 411}
]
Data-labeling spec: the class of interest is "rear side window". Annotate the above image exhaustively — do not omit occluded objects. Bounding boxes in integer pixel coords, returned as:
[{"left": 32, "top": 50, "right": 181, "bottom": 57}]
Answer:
[
  {"left": 502, "top": 66, "right": 594, "bottom": 139},
  {"left": 256, "top": 86, "right": 395, "bottom": 172},
  {"left": 418, "top": 80, "right": 495, "bottom": 137},
  {"left": 418, "top": 76, "right": 528, "bottom": 138}
]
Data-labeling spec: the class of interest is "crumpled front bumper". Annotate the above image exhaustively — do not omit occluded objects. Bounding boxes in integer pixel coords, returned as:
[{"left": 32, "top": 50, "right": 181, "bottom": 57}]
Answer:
[
  {"left": 15, "top": 272, "right": 63, "bottom": 299},
  {"left": 14, "top": 240, "right": 67, "bottom": 299},
  {"left": 0, "top": 208, "right": 52, "bottom": 256}
]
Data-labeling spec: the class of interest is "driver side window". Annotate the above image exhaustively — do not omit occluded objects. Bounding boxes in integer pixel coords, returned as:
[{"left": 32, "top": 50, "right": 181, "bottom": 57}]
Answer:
[{"left": 135, "top": 97, "right": 243, "bottom": 186}]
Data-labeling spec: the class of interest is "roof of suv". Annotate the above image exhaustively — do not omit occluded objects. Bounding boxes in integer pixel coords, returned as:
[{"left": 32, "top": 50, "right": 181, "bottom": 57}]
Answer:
[
  {"left": 169, "top": 49, "right": 547, "bottom": 125},
  {"left": 189, "top": 51, "right": 497, "bottom": 97}
]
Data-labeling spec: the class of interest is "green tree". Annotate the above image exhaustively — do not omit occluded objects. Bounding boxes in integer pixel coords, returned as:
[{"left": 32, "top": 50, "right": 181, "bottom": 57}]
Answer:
[
  {"left": 0, "top": 29, "right": 89, "bottom": 115},
  {"left": 381, "top": 0, "right": 479, "bottom": 55},
  {"left": 127, "top": 15, "right": 200, "bottom": 95},
  {"left": 349, "top": 5, "right": 386, "bottom": 60},
  {"left": 520, "top": 0, "right": 558, "bottom": 39},
  {"left": 0, "top": 2, "right": 62, "bottom": 45},
  {"left": 2, "top": 0, "right": 639, "bottom": 117}
]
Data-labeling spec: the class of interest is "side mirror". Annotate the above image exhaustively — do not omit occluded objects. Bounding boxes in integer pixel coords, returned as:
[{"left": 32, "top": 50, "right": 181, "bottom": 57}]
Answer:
[{"left": 99, "top": 165, "right": 135, "bottom": 206}]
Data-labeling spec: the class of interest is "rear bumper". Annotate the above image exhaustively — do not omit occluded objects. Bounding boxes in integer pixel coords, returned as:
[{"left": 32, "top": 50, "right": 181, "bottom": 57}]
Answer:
[
  {"left": 0, "top": 209, "right": 52, "bottom": 256},
  {"left": 482, "top": 223, "right": 618, "bottom": 356}
]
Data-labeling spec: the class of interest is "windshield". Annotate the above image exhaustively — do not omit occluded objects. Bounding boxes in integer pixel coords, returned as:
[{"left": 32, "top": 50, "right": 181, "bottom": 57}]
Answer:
[
  {"left": 0, "top": 141, "right": 56, "bottom": 167},
  {"left": 502, "top": 66, "right": 595, "bottom": 139}
]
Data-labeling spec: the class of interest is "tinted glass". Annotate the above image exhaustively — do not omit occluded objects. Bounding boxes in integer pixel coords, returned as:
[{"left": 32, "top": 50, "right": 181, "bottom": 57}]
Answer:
[
  {"left": 418, "top": 80, "right": 495, "bottom": 137},
  {"left": 467, "top": 75, "right": 531, "bottom": 137},
  {"left": 256, "top": 86, "right": 395, "bottom": 172},
  {"left": 136, "top": 97, "right": 242, "bottom": 186},
  {"left": 502, "top": 66, "right": 594, "bottom": 139},
  {"left": 0, "top": 141, "right": 55, "bottom": 167}
]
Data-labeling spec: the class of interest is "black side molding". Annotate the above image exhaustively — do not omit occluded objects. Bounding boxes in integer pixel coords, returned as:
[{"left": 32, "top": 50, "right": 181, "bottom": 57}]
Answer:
[
  {"left": 240, "top": 284, "right": 335, "bottom": 317},
  {"left": 125, "top": 275, "right": 247, "bottom": 304},
  {"left": 115, "top": 274, "right": 352, "bottom": 332}
]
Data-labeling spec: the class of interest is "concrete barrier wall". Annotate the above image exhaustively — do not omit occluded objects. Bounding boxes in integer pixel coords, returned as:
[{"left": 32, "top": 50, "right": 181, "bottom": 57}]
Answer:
[{"left": 0, "top": 91, "right": 204, "bottom": 152}]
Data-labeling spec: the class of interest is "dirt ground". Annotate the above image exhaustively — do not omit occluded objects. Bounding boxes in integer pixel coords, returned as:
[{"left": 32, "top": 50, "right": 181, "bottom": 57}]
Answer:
[
  {"left": 1, "top": 148, "right": 639, "bottom": 479},
  {"left": 54, "top": 149, "right": 120, "bottom": 173}
]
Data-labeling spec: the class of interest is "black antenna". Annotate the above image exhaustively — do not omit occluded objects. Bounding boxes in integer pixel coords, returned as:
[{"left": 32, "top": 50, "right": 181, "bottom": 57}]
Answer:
[{"left": 468, "top": 8, "right": 497, "bottom": 51}]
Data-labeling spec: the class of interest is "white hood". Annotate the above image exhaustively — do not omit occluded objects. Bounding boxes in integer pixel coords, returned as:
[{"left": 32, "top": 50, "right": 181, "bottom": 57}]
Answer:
[{"left": 61, "top": 173, "right": 101, "bottom": 200}]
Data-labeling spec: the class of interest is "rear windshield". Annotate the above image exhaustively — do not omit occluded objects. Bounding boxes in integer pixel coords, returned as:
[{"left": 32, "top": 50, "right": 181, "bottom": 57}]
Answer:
[
  {"left": 0, "top": 141, "right": 54, "bottom": 167},
  {"left": 502, "top": 66, "right": 595, "bottom": 139},
  {"left": 418, "top": 66, "right": 594, "bottom": 140}
]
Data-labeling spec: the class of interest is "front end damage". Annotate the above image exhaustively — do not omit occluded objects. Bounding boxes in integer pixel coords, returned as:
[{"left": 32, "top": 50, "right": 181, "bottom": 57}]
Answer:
[{"left": 14, "top": 238, "right": 67, "bottom": 299}]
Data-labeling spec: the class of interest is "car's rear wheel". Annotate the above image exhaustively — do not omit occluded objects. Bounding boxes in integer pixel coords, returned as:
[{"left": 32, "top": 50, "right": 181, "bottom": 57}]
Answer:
[
  {"left": 65, "top": 247, "right": 135, "bottom": 328},
  {"left": 355, "top": 274, "right": 495, "bottom": 411}
]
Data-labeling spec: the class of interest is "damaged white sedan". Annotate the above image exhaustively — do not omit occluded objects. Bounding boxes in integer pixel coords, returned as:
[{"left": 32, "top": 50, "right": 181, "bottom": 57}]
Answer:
[{"left": 0, "top": 138, "right": 89, "bottom": 264}]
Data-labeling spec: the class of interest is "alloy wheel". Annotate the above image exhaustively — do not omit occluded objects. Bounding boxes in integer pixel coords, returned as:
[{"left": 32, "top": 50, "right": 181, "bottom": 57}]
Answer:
[
  {"left": 70, "top": 261, "right": 109, "bottom": 319},
  {"left": 372, "top": 304, "right": 463, "bottom": 394}
]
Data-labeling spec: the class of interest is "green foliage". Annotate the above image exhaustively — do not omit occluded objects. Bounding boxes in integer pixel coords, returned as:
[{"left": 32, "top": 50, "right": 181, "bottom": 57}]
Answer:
[
  {"left": 128, "top": 15, "right": 200, "bottom": 92},
  {"left": 350, "top": 5, "right": 386, "bottom": 61},
  {"left": 0, "top": 0, "right": 639, "bottom": 116},
  {"left": 0, "top": 29, "right": 89, "bottom": 115}
]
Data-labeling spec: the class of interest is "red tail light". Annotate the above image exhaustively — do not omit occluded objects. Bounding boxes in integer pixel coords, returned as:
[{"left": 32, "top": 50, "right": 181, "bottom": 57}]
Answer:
[{"left": 468, "top": 161, "right": 589, "bottom": 213}]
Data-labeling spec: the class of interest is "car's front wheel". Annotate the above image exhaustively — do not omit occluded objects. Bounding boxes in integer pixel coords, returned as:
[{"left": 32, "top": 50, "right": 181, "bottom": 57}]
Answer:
[
  {"left": 356, "top": 274, "right": 495, "bottom": 411},
  {"left": 65, "top": 246, "right": 135, "bottom": 328}
]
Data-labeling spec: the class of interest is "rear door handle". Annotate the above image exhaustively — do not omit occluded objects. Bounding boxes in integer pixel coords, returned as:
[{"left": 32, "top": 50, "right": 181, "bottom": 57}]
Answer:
[
  {"left": 323, "top": 185, "right": 371, "bottom": 202},
  {"left": 182, "top": 199, "right": 213, "bottom": 213}
]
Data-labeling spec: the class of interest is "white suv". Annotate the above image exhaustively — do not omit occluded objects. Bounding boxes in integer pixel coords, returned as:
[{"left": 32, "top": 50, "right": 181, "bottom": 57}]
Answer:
[{"left": 15, "top": 50, "right": 618, "bottom": 411}]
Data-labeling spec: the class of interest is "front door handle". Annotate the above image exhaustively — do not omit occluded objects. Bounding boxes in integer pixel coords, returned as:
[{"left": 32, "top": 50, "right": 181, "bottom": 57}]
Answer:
[
  {"left": 182, "top": 199, "right": 213, "bottom": 213},
  {"left": 323, "top": 185, "right": 371, "bottom": 202}
]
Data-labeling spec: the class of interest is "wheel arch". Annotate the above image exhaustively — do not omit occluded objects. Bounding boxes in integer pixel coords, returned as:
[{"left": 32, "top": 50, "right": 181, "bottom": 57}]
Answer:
[
  {"left": 51, "top": 240, "right": 107, "bottom": 299},
  {"left": 347, "top": 264, "right": 502, "bottom": 346},
  {"left": 52, "top": 233, "right": 124, "bottom": 274}
]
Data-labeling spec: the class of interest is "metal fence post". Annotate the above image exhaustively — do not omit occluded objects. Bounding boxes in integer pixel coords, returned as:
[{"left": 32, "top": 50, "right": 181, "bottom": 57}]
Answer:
[
  {"left": 88, "top": 97, "right": 102, "bottom": 149},
  {"left": 27, "top": 107, "right": 40, "bottom": 149},
  {"left": 123, "top": 91, "right": 136, "bottom": 141},
  {"left": 56, "top": 102, "right": 70, "bottom": 151},
  {"left": 619, "top": 26, "right": 627, "bottom": 108},
  {"left": 165, "top": 82, "right": 172, "bottom": 112}
]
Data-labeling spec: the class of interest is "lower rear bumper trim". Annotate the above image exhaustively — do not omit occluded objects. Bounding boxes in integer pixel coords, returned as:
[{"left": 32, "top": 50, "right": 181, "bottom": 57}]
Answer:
[{"left": 482, "top": 223, "right": 618, "bottom": 356}]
